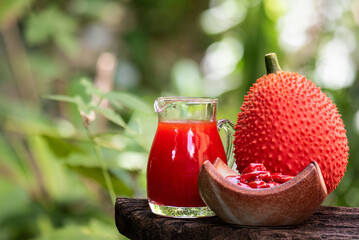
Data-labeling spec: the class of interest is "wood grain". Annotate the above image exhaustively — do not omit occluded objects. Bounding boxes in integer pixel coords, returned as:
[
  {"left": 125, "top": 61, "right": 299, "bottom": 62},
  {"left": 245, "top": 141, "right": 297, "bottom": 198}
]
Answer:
[{"left": 115, "top": 198, "right": 359, "bottom": 240}]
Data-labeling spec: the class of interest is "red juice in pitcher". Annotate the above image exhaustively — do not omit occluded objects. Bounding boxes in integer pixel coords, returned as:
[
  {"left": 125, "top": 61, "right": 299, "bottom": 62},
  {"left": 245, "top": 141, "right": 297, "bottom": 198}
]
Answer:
[{"left": 147, "top": 120, "right": 227, "bottom": 207}]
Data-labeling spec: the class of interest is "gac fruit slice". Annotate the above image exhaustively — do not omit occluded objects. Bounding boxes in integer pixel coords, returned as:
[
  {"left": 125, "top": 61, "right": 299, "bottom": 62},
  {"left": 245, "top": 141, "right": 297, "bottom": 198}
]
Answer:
[{"left": 198, "top": 158, "right": 327, "bottom": 226}]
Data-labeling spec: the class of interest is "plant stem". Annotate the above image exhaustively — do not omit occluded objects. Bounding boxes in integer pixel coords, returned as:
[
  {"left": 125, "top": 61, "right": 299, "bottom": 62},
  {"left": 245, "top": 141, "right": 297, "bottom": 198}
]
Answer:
[
  {"left": 1, "top": 19, "right": 39, "bottom": 105},
  {"left": 85, "top": 127, "right": 116, "bottom": 205},
  {"left": 265, "top": 53, "right": 282, "bottom": 74}
]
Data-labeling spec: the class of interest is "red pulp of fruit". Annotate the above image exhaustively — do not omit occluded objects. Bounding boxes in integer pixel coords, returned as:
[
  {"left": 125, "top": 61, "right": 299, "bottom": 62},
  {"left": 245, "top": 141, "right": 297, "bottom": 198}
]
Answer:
[{"left": 226, "top": 163, "right": 294, "bottom": 189}]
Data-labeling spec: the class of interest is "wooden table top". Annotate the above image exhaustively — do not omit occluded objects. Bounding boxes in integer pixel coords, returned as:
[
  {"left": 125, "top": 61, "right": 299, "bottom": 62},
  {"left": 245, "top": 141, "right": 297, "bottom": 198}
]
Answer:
[{"left": 115, "top": 197, "right": 359, "bottom": 240}]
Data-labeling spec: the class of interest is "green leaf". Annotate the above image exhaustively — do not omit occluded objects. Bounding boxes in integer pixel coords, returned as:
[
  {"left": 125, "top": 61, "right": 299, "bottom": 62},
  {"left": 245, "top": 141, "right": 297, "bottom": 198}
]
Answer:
[
  {"left": 66, "top": 165, "right": 133, "bottom": 197},
  {"left": 25, "top": 13, "right": 49, "bottom": 44},
  {"left": 27, "top": 135, "right": 80, "bottom": 200},
  {"left": 34, "top": 219, "right": 124, "bottom": 240},
  {"left": 80, "top": 78, "right": 104, "bottom": 99},
  {"left": 25, "top": 7, "right": 78, "bottom": 55},
  {"left": 93, "top": 133, "right": 144, "bottom": 152},
  {"left": 0, "top": 178, "right": 39, "bottom": 240},
  {"left": 54, "top": 32, "right": 79, "bottom": 57},
  {"left": 45, "top": 94, "right": 80, "bottom": 104},
  {"left": 0, "top": 178, "right": 31, "bottom": 223},
  {"left": 105, "top": 92, "right": 152, "bottom": 114},
  {"left": 94, "top": 106, "right": 127, "bottom": 128},
  {"left": 61, "top": 146, "right": 135, "bottom": 196},
  {"left": 87, "top": 219, "right": 126, "bottom": 239},
  {"left": 93, "top": 134, "right": 127, "bottom": 151},
  {"left": 0, "top": 96, "right": 66, "bottom": 137},
  {"left": 0, "top": 134, "right": 36, "bottom": 187},
  {"left": 62, "top": 152, "right": 103, "bottom": 168},
  {"left": 61, "top": 147, "right": 119, "bottom": 169},
  {"left": 42, "top": 136, "right": 83, "bottom": 158},
  {"left": 69, "top": 0, "right": 109, "bottom": 18},
  {"left": 70, "top": 78, "right": 92, "bottom": 104},
  {"left": 45, "top": 94, "right": 93, "bottom": 116}
]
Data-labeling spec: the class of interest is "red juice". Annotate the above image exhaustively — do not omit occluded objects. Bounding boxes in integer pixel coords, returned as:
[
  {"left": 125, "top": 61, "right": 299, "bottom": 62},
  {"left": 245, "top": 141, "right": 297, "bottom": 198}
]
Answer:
[{"left": 147, "top": 121, "right": 227, "bottom": 207}]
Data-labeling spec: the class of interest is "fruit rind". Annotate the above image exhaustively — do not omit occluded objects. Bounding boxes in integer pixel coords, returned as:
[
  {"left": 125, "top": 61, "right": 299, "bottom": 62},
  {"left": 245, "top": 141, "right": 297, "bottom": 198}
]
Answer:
[
  {"left": 234, "top": 71, "right": 349, "bottom": 194},
  {"left": 198, "top": 159, "right": 327, "bottom": 226}
]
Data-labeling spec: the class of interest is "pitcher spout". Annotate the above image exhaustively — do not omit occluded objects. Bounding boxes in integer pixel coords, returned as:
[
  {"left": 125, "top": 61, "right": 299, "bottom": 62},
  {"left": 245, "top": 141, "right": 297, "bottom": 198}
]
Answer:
[
  {"left": 154, "top": 97, "right": 171, "bottom": 113},
  {"left": 154, "top": 98, "right": 162, "bottom": 113}
]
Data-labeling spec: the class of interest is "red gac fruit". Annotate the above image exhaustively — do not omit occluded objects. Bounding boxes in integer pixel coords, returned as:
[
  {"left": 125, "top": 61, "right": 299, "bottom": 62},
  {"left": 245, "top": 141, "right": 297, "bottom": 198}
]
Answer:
[
  {"left": 233, "top": 53, "right": 349, "bottom": 194},
  {"left": 242, "top": 163, "right": 267, "bottom": 174},
  {"left": 247, "top": 180, "right": 268, "bottom": 189},
  {"left": 240, "top": 171, "right": 271, "bottom": 183},
  {"left": 271, "top": 173, "right": 294, "bottom": 183}
]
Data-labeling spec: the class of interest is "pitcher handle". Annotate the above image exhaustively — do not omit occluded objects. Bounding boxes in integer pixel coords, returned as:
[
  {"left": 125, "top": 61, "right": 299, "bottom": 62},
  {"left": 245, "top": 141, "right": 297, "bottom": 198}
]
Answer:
[{"left": 217, "top": 119, "right": 235, "bottom": 168}]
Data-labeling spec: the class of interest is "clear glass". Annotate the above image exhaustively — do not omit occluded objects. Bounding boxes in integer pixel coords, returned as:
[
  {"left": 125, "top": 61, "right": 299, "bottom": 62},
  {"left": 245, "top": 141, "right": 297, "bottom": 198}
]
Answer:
[{"left": 147, "top": 97, "right": 235, "bottom": 218}]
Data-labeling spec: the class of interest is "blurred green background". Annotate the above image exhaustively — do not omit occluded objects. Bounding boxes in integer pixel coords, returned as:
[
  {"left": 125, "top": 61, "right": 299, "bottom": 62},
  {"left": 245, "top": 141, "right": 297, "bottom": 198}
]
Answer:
[{"left": 0, "top": 0, "right": 358, "bottom": 239}]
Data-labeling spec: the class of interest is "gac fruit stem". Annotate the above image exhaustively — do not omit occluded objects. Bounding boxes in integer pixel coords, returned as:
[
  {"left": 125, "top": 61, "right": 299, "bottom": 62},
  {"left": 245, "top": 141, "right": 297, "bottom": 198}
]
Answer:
[{"left": 265, "top": 53, "right": 282, "bottom": 74}]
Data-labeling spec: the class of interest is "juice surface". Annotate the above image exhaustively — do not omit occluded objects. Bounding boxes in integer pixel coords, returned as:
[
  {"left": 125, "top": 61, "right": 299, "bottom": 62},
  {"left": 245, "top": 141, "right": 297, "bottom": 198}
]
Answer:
[{"left": 147, "top": 121, "right": 227, "bottom": 207}]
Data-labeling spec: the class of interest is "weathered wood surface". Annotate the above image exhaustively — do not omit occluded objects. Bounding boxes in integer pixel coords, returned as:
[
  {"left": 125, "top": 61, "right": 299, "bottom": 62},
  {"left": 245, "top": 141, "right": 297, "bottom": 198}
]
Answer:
[{"left": 115, "top": 197, "right": 359, "bottom": 240}]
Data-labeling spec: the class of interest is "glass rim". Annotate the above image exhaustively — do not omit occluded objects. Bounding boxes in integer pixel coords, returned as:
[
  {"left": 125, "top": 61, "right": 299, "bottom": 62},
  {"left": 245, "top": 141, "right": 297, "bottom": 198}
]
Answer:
[{"left": 156, "top": 96, "right": 218, "bottom": 104}]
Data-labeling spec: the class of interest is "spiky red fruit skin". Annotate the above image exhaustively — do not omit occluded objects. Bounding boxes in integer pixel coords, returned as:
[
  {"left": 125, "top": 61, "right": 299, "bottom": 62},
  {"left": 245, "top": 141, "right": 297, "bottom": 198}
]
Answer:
[{"left": 234, "top": 72, "right": 349, "bottom": 194}]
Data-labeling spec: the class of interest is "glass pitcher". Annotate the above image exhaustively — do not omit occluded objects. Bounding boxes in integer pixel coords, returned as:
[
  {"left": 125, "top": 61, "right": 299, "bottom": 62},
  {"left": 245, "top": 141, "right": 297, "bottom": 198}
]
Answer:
[{"left": 147, "top": 97, "right": 235, "bottom": 218}]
